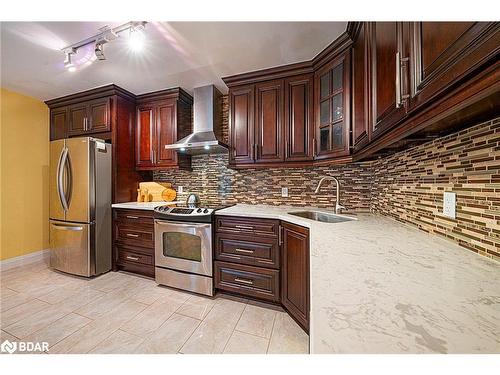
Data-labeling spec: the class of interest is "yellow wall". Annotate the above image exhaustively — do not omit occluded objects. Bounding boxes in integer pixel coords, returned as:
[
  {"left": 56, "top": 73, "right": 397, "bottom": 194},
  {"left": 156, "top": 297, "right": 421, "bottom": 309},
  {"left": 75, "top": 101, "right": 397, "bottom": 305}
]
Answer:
[{"left": 0, "top": 88, "right": 49, "bottom": 260}]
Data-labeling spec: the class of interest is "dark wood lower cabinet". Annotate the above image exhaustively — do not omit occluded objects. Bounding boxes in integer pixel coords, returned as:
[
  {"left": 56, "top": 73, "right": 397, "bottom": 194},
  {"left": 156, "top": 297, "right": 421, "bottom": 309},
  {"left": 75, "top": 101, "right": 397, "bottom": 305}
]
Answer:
[
  {"left": 281, "top": 222, "right": 310, "bottom": 332},
  {"left": 214, "top": 215, "right": 310, "bottom": 332},
  {"left": 112, "top": 208, "right": 155, "bottom": 278}
]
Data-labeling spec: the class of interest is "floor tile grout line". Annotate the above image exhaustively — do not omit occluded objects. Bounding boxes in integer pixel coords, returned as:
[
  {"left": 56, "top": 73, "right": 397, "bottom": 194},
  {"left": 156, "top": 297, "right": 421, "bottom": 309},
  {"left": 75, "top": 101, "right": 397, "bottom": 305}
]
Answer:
[
  {"left": 220, "top": 301, "right": 248, "bottom": 354},
  {"left": 177, "top": 317, "right": 203, "bottom": 354},
  {"left": 266, "top": 312, "right": 278, "bottom": 354}
]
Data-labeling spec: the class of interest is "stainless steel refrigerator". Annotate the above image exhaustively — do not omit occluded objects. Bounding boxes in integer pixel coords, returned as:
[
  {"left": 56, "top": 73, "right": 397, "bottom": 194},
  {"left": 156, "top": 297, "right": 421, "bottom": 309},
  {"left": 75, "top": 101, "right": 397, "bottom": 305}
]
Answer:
[{"left": 49, "top": 137, "right": 112, "bottom": 277}]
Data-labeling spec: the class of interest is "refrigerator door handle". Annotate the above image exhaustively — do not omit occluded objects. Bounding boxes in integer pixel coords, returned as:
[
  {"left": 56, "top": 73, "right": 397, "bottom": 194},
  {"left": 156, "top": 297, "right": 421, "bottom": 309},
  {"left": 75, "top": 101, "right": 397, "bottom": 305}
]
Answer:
[
  {"left": 56, "top": 147, "right": 66, "bottom": 211},
  {"left": 58, "top": 147, "right": 70, "bottom": 212},
  {"left": 64, "top": 150, "right": 73, "bottom": 209},
  {"left": 50, "top": 223, "right": 84, "bottom": 231}
]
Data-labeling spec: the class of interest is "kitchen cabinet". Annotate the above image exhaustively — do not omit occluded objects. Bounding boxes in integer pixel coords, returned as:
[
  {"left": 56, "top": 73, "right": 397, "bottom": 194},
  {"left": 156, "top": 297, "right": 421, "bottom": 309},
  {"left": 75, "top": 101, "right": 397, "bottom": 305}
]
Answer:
[
  {"left": 229, "top": 85, "right": 255, "bottom": 165},
  {"left": 68, "top": 98, "right": 111, "bottom": 136},
  {"left": 227, "top": 73, "right": 315, "bottom": 167},
  {"left": 214, "top": 216, "right": 281, "bottom": 302},
  {"left": 49, "top": 107, "right": 68, "bottom": 140},
  {"left": 367, "top": 22, "right": 408, "bottom": 139},
  {"left": 284, "top": 74, "right": 314, "bottom": 162},
  {"left": 113, "top": 208, "right": 155, "bottom": 277},
  {"left": 214, "top": 215, "right": 310, "bottom": 332},
  {"left": 135, "top": 88, "right": 193, "bottom": 171},
  {"left": 255, "top": 79, "right": 284, "bottom": 163},
  {"left": 281, "top": 222, "right": 310, "bottom": 332},
  {"left": 351, "top": 22, "right": 370, "bottom": 152},
  {"left": 46, "top": 85, "right": 141, "bottom": 203},
  {"left": 314, "top": 50, "right": 351, "bottom": 159},
  {"left": 407, "top": 22, "right": 499, "bottom": 111}
]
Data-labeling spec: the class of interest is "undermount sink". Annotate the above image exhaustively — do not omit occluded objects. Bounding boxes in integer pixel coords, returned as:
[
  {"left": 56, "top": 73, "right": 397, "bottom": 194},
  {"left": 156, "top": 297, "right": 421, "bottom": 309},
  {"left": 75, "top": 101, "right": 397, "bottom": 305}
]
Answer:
[{"left": 288, "top": 211, "right": 356, "bottom": 223}]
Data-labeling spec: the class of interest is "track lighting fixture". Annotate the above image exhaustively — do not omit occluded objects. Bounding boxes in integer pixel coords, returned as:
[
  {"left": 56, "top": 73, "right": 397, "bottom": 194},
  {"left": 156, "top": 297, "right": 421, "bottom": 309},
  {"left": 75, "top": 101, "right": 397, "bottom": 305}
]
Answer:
[{"left": 60, "top": 21, "right": 147, "bottom": 70}]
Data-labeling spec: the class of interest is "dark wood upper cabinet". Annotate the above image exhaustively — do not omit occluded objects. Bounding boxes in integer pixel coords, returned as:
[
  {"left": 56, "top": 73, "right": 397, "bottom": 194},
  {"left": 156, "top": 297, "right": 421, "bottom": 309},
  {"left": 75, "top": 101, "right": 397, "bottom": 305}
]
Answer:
[
  {"left": 408, "top": 22, "right": 500, "bottom": 110},
  {"left": 368, "top": 22, "right": 408, "bottom": 139},
  {"left": 155, "top": 100, "right": 177, "bottom": 167},
  {"left": 351, "top": 23, "right": 370, "bottom": 152},
  {"left": 88, "top": 98, "right": 111, "bottom": 133},
  {"left": 284, "top": 74, "right": 314, "bottom": 162},
  {"left": 50, "top": 107, "right": 68, "bottom": 140},
  {"left": 255, "top": 79, "right": 284, "bottom": 163},
  {"left": 135, "top": 88, "right": 192, "bottom": 171},
  {"left": 135, "top": 105, "right": 155, "bottom": 168},
  {"left": 314, "top": 50, "right": 351, "bottom": 159},
  {"left": 66, "top": 97, "right": 111, "bottom": 137},
  {"left": 281, "top": 222, "right": 310, "bottom": 333},
  {"left": 229, "top": 85, "right": 255, "bottom": 165},
  {"left": 68, "top": 103, "right": 87, "bottom": 136}
]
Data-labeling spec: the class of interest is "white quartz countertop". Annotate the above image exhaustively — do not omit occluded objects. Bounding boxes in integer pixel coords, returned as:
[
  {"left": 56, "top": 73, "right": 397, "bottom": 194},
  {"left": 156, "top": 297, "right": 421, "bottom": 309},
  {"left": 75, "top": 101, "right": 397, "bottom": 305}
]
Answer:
[
  {"left": 111, "top": 201, "right": 183, "bottom": 210},
  {"left": 215, "top": 204, "right": 500, "bottom": 353}
]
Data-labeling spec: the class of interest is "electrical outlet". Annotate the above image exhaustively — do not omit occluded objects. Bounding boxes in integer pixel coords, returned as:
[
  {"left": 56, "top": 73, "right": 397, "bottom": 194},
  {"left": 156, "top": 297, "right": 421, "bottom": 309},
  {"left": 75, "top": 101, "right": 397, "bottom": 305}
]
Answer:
[
  {"left": 281, "top": 187, "right": 288, "bottom": 198},
  {"left": 178, "top": 186, "right": 184, "bottom": 194},
  {"left": 443, "top": 191, "right": 456, "bottom": 219}
]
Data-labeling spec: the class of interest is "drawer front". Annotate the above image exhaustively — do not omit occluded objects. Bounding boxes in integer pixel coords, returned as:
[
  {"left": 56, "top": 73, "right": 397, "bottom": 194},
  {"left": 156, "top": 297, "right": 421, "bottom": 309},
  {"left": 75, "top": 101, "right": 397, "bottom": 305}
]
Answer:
[
  {"left": 114, "top": 209, "right": 154, "bottom": 227},
  {"left": 117, "top": 248, "right": 153, "bottom": 266},
  {"left": 215, "top": 216, "right": 278, "bottom": 237},
  {"left": 115, "top": 223, "right": 154, "bottom": 249},
  {"left": 215, "top": 233, "right": 279, "bottom": 269},
  {"left": 214, "top": 261, "right": 280, "bottom": 302}
]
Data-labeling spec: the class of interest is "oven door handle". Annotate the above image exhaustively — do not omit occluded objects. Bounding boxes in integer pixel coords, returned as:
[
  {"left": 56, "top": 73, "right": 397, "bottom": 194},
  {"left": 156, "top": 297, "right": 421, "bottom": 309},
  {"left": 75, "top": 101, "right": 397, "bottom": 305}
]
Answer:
[{"left": 154, "top": 220, "right": 211, "bottom": 230}]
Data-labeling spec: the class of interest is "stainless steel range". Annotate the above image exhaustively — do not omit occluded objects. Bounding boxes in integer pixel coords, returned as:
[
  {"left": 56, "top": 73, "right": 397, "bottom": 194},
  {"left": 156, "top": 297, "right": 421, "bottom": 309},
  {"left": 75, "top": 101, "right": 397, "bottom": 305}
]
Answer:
[{"left": 153, "top": 202, "right": 220, "bottom": 296}]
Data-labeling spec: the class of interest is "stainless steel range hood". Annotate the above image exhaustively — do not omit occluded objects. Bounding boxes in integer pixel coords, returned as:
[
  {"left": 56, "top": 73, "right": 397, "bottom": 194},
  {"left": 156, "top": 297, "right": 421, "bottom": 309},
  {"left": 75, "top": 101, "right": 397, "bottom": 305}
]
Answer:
[{"left": 164, "top": 85, "right": 227, "bottom": 155}]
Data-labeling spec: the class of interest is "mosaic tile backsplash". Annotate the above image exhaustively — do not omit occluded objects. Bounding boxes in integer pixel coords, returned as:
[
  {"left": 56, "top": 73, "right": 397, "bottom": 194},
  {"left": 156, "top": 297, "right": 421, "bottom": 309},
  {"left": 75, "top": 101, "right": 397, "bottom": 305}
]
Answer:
[{"left": 155, "top": 104, "right": 499, "bottom": 261}]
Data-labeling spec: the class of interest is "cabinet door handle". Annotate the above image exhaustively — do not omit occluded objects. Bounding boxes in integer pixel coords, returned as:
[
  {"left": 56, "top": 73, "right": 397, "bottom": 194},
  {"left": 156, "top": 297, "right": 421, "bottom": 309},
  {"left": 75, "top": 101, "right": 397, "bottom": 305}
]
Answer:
[
  {"left": 235, "top": 248, "right": 254, "bottom": 254},
  {"left": 126, "top": 256, "right": 140, "bottom": 261},
  {"left": 235, "top": 277, "right": 254, "bottom": 285},
  {"left": 126, "top": 233, "right": 139, "bottom": 238},
  {"left": 126, "top": 215, "right": 139, "bottom": 219},
  {"left": 279, "top": 225, "right": 283, "bottom": 245},
  {"left": 396, "top": 52, "right": 402, "bottom": 108},
  {"left": 234, "top": 225, "right": 253, "bottom": 230},
  {"left": 313, "top": 138, "right": 316, "bottom": 158}
]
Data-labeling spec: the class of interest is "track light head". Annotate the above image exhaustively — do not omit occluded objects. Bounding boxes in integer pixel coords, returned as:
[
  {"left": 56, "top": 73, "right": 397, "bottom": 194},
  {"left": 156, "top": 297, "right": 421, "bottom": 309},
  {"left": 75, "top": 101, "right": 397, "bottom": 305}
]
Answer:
[
  {"left": 94, "top": 41, "right": 106, "bottom": 61},
  {"left": 63, "top": 47, "right": 76, "bottom": 68}
]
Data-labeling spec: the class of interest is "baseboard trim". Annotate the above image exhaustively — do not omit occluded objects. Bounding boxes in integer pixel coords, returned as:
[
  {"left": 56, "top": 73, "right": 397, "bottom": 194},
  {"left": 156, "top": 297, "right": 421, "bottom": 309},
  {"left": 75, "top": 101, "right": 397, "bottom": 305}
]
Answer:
[{"left": 0, "top": 249, "right": 51, "bottom": 271}]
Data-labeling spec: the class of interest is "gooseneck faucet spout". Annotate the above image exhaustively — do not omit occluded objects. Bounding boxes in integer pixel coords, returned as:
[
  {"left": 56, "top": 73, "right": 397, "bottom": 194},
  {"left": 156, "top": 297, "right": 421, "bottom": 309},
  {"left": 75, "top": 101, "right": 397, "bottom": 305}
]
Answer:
[{"left": 314, "top": 176, "right": 346, "bottom": 214}]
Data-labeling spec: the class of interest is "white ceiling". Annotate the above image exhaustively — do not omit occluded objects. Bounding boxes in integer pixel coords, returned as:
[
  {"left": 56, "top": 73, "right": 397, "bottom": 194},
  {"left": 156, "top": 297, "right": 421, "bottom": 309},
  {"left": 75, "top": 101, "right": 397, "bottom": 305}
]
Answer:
[{"left": 0, "top": 21, "right": 347, "bottom": 100}]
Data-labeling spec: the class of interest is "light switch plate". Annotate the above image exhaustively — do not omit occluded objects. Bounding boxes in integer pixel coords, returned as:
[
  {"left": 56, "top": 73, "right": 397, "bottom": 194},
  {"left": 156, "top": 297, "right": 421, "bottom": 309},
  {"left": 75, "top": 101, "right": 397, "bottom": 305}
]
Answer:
[
  {"left": 178, "top": 186, "right": 184, "bottom": 194},
  {"left": 443, "top": 191, "right": 456, "bottom": 219},
  {"left": 281, "top": 187, "right": 289, "bottom": 197}
]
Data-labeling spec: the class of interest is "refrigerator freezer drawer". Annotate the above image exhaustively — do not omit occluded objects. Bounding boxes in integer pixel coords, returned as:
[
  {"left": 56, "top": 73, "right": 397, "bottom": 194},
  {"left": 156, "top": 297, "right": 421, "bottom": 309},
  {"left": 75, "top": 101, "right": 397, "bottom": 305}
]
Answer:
[{"left": 50, "top": 220, "right": 92, "bottom": 277}]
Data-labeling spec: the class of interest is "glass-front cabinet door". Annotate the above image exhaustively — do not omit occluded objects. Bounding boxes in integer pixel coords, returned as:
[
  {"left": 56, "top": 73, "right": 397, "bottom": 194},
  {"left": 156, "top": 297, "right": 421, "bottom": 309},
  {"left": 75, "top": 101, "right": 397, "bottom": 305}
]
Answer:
[{"left": 315, "top": 50, "right": 351, "bottom": 159}]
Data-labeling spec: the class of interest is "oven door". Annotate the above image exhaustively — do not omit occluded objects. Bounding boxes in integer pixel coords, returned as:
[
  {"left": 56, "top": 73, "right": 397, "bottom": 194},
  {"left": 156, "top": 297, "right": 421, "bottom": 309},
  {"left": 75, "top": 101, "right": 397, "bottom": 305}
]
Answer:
[{"left": 154, "top": 219, "right": 212, "bottom": 277}]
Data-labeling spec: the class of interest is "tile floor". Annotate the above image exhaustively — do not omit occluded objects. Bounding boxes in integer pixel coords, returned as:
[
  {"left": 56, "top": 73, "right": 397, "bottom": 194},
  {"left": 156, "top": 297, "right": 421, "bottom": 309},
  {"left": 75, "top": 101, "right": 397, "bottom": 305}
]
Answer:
[{"left": 0, "top": 261, "right": 309, "bottom": 354}]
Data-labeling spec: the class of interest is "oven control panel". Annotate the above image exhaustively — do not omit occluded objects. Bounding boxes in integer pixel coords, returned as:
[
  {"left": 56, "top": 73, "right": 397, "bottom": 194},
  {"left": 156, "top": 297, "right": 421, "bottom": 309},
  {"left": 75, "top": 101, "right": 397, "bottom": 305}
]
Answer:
[{"left": 153, "top": 205, "right": 214, "bottom": 222}]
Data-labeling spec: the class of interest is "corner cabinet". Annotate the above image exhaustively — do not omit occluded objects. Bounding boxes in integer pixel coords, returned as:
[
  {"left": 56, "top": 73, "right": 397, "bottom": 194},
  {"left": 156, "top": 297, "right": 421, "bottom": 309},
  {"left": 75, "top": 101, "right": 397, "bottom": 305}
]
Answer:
[
  {"left": 135, "top": 88, "right": 193, "bottom": 171},
  {"left": 314, "top": 50, "right": 351, "bottom": 159},
  {"left": 281, "top": 222, "right": 310, "bottom": 332},
  {"left": 214, "top": 215, "right": 310, "bottom": 332}
]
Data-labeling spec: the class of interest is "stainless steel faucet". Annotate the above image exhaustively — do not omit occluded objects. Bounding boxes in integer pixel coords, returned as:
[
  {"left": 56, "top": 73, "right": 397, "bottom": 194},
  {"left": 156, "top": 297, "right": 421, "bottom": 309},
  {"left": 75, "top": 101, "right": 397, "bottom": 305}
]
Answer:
[{"left": 314, "top": 176, "right": 346, "bottom": 214}]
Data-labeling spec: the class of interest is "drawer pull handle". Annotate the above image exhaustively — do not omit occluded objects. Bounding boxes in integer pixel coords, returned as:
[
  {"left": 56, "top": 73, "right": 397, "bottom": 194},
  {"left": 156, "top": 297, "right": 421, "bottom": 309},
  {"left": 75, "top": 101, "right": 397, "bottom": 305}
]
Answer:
[
  {"left": 126, "top": 233, "right": 139, "bottom": 238},
  {"left": 235, "top": 248, "right": 254, "bottom": 254},
  {"left": 126, "top": 215, "right": 139, "bottom": 219},
  {"left": 235, "top": 277, "right": 254, "bottom": 285},
  {"left": 126, "top": 256, "right": 140, "bottom": 261},
  {"left": 234, "top": 225, "right": 253, "bottom": 230}
]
